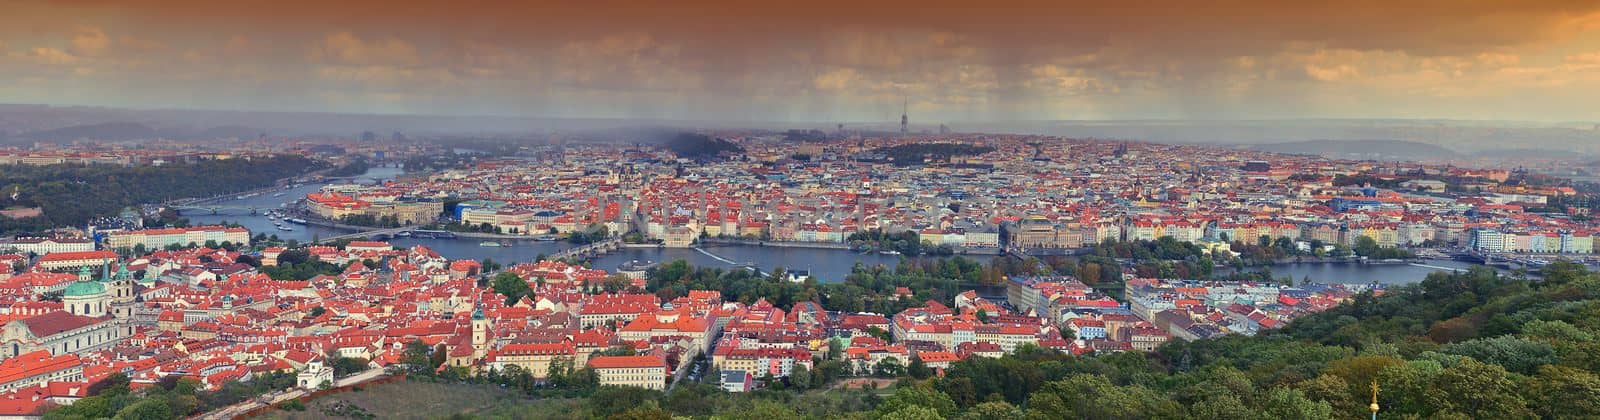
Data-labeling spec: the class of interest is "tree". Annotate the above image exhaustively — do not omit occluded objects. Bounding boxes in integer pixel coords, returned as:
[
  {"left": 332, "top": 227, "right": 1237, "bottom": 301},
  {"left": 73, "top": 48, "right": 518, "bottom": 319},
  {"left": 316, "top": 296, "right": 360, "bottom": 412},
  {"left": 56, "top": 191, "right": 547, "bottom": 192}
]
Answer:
[
  {"left": 879, "top": 406, "right": 944, "bottom": 420},
  {"left": 490, "top": 271, "right": 532, "bottom": 306},
  {"left": 115, "top": 399, "right": 175, "bottom": 420},
  {"left": 908, "top": 356, "right": 932, "bottom": 379},
  {"left": 1439, "top": 335, "right": 1558, "bottom": 374},
  {"left": 602, "top": 274, "right": 631, "bottom": 293},
  {"left": 1023, "top": 374, "right": 1182, "bottom": 419},
  {"left": 398, "top": 340, "right": 435, "bottom": 374},
  {"left": 1529, "top": 365, "right": 1600, "bottom": 419},
  {"left": 815, "top": 360, "right": 848, "bottom": 385},
  {"left": 1190, "top": 394, "right": 1257, "bottom": 420},
  {"left": 874, "top": 357, "right": 905, "bottom": 378},
  {"left": 585, "top": 386, "right": 663, "bottom": 418},
  {"left": 959, "top": 401, "right": 1024, "bottom": 420},
  {"left": 746, "top": 399, "right": 803, "bottom": 420},
  {"left": 607, "top": 407, "right": 672, "bottom": 420},
  {"left": 876, "top": 384, "right": 958, "bottom": 418},
  {"left": 1296, "top": 374, "right": 1361, "bottom": 416},
  {"left": 330, "top": 357, "right": 369, "bottom": 377},
  {"left": 1261, "top": 388, "right": 1332, "bottom": 420},
  {"left": 789, "top": 364, "right": 812, "bottom": 389},
  {"left": 1426, "top": 358, "right": 1534, "bottom": 418}
]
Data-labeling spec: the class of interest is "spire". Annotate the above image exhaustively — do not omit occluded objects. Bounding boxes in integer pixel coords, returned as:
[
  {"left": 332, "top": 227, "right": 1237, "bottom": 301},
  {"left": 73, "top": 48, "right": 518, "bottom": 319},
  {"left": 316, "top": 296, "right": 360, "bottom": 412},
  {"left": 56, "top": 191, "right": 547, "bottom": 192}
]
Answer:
[{"left": 472, "top": 291, "right": 485, "bottom": 320}]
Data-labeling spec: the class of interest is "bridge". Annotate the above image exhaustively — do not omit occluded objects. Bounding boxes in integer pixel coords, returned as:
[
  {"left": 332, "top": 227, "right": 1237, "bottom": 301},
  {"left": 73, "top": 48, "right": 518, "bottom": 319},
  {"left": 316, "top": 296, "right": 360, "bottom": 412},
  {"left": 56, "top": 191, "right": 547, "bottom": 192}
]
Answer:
[
  {"left": 313, "top": 225, "right": 421, "bottom": 244},
  {"left": 172, "top": 205, "right": 274, "bottom": 215},
  {"left": 549, "top": 238, "right": 623, "bottom": 260},
  {"left": 169, "top": 183, "right": 298, "bottom": 207}
]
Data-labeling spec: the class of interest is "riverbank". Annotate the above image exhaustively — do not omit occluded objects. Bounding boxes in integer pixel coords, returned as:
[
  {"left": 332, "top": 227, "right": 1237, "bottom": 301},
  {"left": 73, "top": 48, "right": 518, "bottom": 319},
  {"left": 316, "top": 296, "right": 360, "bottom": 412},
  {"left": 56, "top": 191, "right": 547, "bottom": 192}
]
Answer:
[
  {"left": 295, "top": 216, "right": 545, "bottom": 241},
  {"left": 698, "top": 238, "right": 1003, "bottom": 255},
  {"left": 299, "top": 217, "right": 387, "bottom": 232},
  {"left": 699, "top": 238, "right": 851, "bottom": 249},
  {"left": 1253, "top": 257, "right": 1411, "bottom": 265}
]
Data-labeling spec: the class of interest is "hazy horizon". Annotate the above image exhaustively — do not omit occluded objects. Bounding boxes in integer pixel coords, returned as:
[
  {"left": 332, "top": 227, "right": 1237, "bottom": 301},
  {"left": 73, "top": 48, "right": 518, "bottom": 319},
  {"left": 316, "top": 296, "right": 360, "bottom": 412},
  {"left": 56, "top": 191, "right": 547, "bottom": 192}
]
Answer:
[{"left": 7, "top": 102, "right": 1600, "bottom": 126}]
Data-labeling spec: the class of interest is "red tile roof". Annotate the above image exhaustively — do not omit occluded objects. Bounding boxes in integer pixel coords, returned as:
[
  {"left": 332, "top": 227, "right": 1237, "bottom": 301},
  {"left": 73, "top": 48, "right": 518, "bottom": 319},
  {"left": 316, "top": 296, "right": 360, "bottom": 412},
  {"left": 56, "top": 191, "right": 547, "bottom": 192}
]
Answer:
[
  {"left": 10, "top": 311, "right": 107, "bottom": 338},
  {"left": 586, "top": 355, "right": 666, "bottom": 369}
]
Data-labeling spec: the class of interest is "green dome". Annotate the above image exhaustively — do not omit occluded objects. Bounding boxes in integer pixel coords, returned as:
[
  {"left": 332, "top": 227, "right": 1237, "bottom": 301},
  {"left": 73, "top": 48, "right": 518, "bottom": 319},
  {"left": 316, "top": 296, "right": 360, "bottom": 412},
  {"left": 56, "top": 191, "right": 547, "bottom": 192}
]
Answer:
[{"left": 63, "top": 281, "right": 105, "bottom": 297}]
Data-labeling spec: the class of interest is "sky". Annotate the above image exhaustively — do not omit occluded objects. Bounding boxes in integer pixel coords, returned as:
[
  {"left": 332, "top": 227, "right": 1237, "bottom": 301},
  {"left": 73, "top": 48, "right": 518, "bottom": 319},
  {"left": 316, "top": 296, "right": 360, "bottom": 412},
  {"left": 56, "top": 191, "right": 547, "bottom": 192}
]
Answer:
[{"left": 3, "top": 1, "right": 1600, "bottom": 123}]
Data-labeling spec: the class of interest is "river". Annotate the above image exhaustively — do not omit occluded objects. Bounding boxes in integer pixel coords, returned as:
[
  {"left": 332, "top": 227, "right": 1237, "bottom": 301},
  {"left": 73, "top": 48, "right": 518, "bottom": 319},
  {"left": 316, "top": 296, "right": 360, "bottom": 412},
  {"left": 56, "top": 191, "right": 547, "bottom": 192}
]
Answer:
[
  {"left": 1225, "top": 259, "right": 1488, "bottom": 285},
  {"left": 181, "top": 167, "right": 1489, "bottom": 285},
  {"left": 178, "top": 167, "right": 905, "bottom": 282}
]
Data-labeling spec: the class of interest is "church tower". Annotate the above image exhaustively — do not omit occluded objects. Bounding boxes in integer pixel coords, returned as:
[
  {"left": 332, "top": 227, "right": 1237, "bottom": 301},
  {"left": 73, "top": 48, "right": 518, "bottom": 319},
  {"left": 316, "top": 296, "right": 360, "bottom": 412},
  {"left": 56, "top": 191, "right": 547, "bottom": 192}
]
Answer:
[
  {"left": 471, "top": 305, "right": 490, "bottom": 359},
  {"left": 107, "top": 263, "right": 137, "bottom": 335}
]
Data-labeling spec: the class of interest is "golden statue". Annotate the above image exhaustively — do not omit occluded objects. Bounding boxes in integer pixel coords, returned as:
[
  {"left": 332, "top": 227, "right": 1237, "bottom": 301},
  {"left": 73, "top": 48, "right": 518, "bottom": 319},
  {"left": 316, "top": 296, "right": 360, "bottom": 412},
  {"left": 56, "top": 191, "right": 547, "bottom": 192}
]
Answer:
[{"left": 1369, "top": 379, "right": 1380, "bottom": 419}]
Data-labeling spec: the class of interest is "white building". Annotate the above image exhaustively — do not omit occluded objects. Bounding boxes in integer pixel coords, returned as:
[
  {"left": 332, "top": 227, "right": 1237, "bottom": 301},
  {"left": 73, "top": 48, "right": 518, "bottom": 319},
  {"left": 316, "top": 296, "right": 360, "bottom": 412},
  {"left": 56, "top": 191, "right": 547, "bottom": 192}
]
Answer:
[
  {"left": 0, "top": 238, "right": 95, "bottom": 256},
  {"left": 297, "top": 358, "right": 335, "bottom": 389},
  {"left": 104, "top": 226, "right": 250, "bottom": 250}
]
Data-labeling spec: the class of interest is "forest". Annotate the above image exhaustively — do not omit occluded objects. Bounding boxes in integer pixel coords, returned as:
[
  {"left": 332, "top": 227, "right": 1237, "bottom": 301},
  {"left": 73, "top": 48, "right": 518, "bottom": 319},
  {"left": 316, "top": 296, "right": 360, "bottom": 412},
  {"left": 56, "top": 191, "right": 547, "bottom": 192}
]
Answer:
[
  {"left": 872, "top": 143, "right": 996, "bottom": 166},
  {"left": 0, "top": 156, "right": 318, "bottom": 234},
  {"left": 665, "top": 133, "right": 743, "bottom": 160},
  {"left": 647, "top": 257, "right": 986, "bottom": 316}
]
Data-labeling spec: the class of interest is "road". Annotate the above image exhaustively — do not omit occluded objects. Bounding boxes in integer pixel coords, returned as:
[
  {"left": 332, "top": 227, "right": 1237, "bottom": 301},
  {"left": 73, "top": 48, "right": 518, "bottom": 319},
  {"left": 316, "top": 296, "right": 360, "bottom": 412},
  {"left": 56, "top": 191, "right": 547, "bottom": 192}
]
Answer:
[{"left": 195, "top": 368, "right": 389, "bottom": 420}]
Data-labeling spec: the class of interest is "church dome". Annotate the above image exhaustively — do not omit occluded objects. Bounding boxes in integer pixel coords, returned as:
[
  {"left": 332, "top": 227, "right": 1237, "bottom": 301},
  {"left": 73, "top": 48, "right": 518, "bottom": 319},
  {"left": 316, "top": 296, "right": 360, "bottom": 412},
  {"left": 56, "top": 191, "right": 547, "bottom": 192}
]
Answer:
[{"left": 64, "top": 281, "right": 106, "bottom": 297}]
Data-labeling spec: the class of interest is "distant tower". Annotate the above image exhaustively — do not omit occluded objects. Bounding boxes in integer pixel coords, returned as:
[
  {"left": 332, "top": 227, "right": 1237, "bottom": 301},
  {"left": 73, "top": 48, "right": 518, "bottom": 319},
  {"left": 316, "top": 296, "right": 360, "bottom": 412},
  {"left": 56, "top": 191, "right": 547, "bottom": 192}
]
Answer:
[{"left": 900, "top": 98, "right": 909, "bottom": 134}]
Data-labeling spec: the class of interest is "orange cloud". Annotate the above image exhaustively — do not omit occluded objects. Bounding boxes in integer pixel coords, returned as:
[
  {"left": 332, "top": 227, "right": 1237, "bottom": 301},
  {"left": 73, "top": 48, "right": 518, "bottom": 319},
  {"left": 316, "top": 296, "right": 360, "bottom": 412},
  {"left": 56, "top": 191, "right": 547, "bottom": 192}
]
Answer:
[
  {"left": 310, "top": 32, "right": 420, "bottom": 67},
  {"left": 70, "top": 26, "right": 110, "bottom": 56},
  {"left": 2, "top": 1, "right": 1600, "bottom": 121}
]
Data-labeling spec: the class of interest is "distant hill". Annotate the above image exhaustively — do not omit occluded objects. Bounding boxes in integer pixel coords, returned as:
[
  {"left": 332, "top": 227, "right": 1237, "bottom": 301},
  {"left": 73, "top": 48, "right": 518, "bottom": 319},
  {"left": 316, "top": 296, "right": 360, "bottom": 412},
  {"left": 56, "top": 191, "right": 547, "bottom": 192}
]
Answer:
[
  {"left": 1250, "top": 139, "right": 1460, "bottom": 161},
  {"left": 20, "top": 121, "right": 160, "bottom": 141},
  {"left": 1471, "top": 148, "right": 1580, "bottom": 160},
  {"left": 14, "top": 121, "right": 270, "bottom": 143},
  {"left": 665, "top": 133, "right": 742, "bottom": 159},
  {"left": 194, "top": 125, "right": 266, "bottom": 140}
]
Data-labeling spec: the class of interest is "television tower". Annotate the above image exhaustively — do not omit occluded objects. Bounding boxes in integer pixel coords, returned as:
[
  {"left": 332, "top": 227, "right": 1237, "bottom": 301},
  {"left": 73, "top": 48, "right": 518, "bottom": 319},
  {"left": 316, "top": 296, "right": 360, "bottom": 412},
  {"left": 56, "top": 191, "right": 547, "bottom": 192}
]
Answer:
[{"left": 900, "top": 97, "right": 908, "bottom": 134}]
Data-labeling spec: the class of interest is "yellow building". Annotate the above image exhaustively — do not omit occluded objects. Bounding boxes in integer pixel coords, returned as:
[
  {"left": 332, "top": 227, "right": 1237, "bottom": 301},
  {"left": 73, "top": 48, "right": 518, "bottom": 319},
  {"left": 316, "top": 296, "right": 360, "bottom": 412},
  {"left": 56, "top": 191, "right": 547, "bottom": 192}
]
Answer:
[
  {"left": 490, "top": 342, "right": 576, "bottom": 378},
  {"left": 588, "top": 355, "right": 668, "bottom": 390}
]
